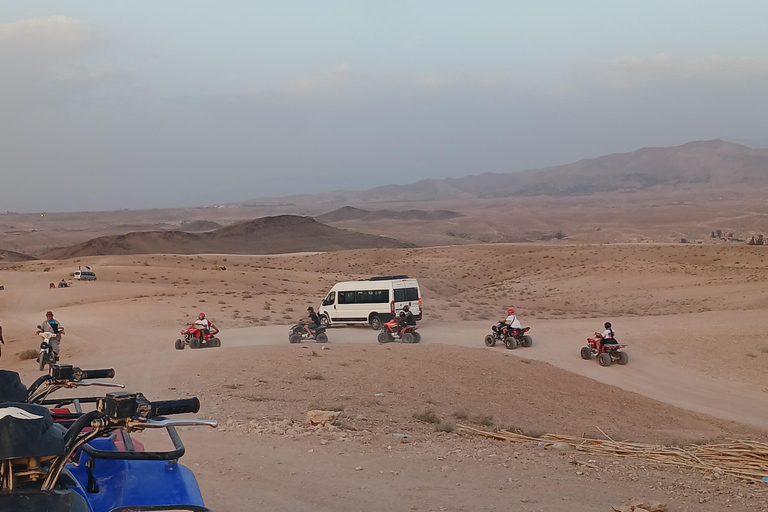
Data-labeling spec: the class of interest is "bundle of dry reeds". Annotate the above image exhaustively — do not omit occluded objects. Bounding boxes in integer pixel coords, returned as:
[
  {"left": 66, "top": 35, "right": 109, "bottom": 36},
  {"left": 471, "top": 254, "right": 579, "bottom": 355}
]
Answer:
[{"left": 458, "top": 425, "right": 768, "bottom": 484}]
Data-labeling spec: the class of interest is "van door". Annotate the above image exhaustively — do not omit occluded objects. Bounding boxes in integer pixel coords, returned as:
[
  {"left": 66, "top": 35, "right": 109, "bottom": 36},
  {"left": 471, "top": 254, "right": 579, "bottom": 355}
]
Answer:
[
  {"left": 392, "top": 284, "right": 420, "bottom": 316},
  {"left": 321, "top": 291, "right": 337, "bottom": 322}
]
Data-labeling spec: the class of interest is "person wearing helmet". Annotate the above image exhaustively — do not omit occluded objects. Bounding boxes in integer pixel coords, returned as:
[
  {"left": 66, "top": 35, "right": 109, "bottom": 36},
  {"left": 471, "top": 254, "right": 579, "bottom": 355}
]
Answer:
[
  {"left": 401, "top": 304, "right": 416, "bottom": 326},
  {"left": 303, "top": 306, "right": 320, "bottom": 335},
  {"left": 194, "top": 312, "right": 218, "bottom": 343},
  {"left": 495, "top": 308, "right": 522, "bottom": 337},
  {"left": 599, "top": 322, "right": 617, "bottom": 346}
]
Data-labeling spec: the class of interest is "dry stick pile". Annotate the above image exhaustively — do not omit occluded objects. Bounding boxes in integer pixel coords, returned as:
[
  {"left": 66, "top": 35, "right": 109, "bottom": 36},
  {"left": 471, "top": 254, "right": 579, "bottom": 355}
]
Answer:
[{"left": 458, "top": 425, "right": 768, "bottom": 485}]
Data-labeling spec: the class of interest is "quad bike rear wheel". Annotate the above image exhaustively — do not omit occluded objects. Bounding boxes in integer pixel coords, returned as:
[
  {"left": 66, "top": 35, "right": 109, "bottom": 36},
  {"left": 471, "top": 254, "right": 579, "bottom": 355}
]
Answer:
[
  {"left": 504, "top": 337, "right": 517, "bottom": 350},
  {"left": 617, "top": 351, "right": 629, "bottom": 365},
  {"left": 174, "top": 338, "right": 184, "bottom": 350},
  {"left": 403, "top": 332, "right": 415, "bottom": 344},
  {"left": 598, "top": 353, "right": 612, "bottom": 366},
  {"left": 315, "top": 332, "right": 328, "bottom": 344},
  {"left": 484, "top": 334, "right": 496, "bottom": 347},
  {"left": 289, "top": 334, "right": 302, "bottom": 344},
  {"left": 580, "top": 346, "right": 592, "bottom": 360},
  {"left": 412, "top": 332, "right": 421, "bottom": 343},
  {"left": 521, "top": 335, "right": 533, "bottom": 348}
]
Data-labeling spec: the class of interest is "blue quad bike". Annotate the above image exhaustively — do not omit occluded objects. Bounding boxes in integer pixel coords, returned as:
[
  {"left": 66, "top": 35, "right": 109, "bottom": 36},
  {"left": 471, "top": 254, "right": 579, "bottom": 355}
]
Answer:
[{"left": 0, "top": 365, "right": 217, "bottom": 512}]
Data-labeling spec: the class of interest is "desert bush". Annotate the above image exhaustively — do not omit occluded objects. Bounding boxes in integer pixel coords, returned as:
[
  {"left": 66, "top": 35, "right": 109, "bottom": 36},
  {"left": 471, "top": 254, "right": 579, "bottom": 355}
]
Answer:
[
  {"left": 412, "top": 408, "right": 440, "bottom": 424},
  {"left": 435, "top": 420, "right": 455, "bottom": 433},
  {"left": 452, "top": 410, "right": 469, "bottom": 420},
  {"left": 18, "top": 349, "right": 38, "bottom": 360},
  {"left": 303, "top": 373, "right": 325, "bottom": 381},
  {"left": 475, "top": 415, "right": 494, "bottom": 427}
]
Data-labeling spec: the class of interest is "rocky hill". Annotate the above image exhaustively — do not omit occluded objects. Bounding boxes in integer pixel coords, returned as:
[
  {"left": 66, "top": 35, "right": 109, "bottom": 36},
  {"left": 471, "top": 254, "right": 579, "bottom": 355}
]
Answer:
[
  {"left": 317, "top": 206, "right": 462, "bottom": 223},
  {"left": 41, "top": 215, "right": 413, "bottom": 259}
]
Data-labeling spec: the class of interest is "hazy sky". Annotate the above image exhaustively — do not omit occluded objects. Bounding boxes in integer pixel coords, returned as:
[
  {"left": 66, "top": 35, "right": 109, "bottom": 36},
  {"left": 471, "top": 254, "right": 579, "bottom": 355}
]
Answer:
[{"left": 2, "top": 1, "right": 767, "bottom": 212}]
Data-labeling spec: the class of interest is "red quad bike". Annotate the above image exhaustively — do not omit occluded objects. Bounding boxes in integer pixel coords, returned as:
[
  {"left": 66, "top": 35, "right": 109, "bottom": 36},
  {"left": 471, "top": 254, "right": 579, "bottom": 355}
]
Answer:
[
  {"left": 378, "top": 318, "right": 421, "bottom": 343},
  {"left": 175, "top": 325, "right": 221, "bottom": 350},
  {"left": 485, "top": 325, "right": 533, "bottom": 350},
  {"left": 581, "top": 334, "right": 628, "bottom": 366}
]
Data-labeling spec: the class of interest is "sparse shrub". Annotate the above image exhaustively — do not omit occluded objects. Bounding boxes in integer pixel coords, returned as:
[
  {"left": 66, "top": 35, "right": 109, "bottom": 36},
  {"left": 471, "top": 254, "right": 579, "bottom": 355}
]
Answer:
[
  {"left": 263, "top": 301, "right": 271, "bottom": 310},
  {"left": 435, "top": 420, "right": 455, "bottom": 433},
  {"left": 475, "top": 415, "right": 494, "bottom": 427},
  {"left": 452, "top": 410, "right": 469, "bottom": 420},
  {"left": 223, "top": 383, "right": 241, "bottom": 390},
  {"left": 412, "top": 408, "right": 440, "bottom": 424},
  {"left": 303, "top": 373, "right": 325, "bottom": 381},
  {"left": 18, "top": 349, "right": 38, "bottom": 360}
]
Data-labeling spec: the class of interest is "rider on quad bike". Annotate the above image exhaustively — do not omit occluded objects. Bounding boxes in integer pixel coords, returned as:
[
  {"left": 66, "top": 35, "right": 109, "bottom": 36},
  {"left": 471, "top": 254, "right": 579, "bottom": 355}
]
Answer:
[
  {"left": 303, "top": 307, "right": 320, "bottom": 335},
  {"left": 496, "top": 308, "right": 521, "bottom": 336},
  {"left": 193, "top": 313, "right": 218, "bottom": 344},
  {"left": 397, "top": 305, "right": 417, "bottom": 336},
  {"left": 598, "top": 322, "right": 617, "bottom": 346}
]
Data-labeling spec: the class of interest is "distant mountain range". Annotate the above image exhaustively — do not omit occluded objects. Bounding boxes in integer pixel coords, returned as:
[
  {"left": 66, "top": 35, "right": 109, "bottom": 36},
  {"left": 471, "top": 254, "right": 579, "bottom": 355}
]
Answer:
[
  {"left": 41, "top": 215, "right": 413, "bottom": 259},
  {"left": 245, "top": 140, "right": 768, "bottom": 205},
  {"left": 316, "top": 206, "right": 462, "bottom": 223}
]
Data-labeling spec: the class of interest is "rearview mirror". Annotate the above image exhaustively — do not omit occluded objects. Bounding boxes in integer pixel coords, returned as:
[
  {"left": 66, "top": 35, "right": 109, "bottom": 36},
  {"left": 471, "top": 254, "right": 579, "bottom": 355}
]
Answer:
[{"left": 36, "top": 325, "right": 42, "bottom": 330}]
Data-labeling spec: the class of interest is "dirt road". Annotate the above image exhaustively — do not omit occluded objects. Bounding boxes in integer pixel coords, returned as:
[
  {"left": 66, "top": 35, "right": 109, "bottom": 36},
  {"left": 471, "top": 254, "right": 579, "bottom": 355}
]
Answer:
[{"left": 221, "top": 315, "right": 768, "bottom": 429}]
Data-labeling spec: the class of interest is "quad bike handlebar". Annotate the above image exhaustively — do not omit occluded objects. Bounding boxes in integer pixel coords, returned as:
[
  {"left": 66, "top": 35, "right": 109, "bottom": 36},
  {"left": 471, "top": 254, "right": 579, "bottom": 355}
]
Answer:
[{"left": 149, "top": 397, "right": 201, "bottom": 418}]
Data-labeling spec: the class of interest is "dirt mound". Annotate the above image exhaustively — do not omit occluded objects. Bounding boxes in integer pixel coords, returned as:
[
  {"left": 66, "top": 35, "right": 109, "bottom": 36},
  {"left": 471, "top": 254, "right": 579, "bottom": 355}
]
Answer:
[
  {"left": 317, "top": 206, "right": 462, "bottom": 223},
  {"left": 0, "top": 249, "right": 36, "bottom": 262},
  {"left": 40, "top": 215, "right": 414, "bottom": 258},
  {"left": 180, "top": 220, "right": 223, "bottom": 232}
]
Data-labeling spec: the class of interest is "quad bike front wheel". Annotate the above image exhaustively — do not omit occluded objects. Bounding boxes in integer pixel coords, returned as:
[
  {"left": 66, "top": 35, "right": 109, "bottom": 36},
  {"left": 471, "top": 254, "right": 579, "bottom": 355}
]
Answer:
[
  {"left": 617, "top": 351, "right": 629, "bottom": 365},
  {"left": 190, "top": 337, "right": 201, "bottom": 349},
  {"left": 412, "top": 332, "right": 421, "bottom": 343},
  {"left": 377, "top": 332, "right": 392, "bottom": 343},
  {"left": 210, "top": 337, "right": 221, "bottom": 348},
  {"left": 289, "top": 334, "right": 302, "bottom": 344},
  {"left": 38, "top": 353, "right": 45, "bottom": 371},
  {"left": 580, "top": 346, "right": 592, "bottom": 360},
  {"left": 403, "top": 332, "right": 415, "bottom": 344},
  {"left": 598, "top": 353, "right": 612, "bottom": 367},
  {"left": 521, "top": 335, "right": 533, "bottom": 348},
  {"left": 484, "top": 334, "right": 496, "bottom": 347},
  {"left": 315, "top": 333, "right": 328, "bottom": 343},
  {"left": 504, "top": 337, "right": 517, "bottom": 350},
  {"left": 174, "top": 339, "right": 184, "bottom": 350}
]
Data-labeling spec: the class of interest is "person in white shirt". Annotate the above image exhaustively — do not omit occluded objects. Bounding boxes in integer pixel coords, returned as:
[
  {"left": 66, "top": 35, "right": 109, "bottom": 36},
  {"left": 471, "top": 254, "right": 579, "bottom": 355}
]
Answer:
[
  {"left": 599, "top": 322, "right": 617, "bottom": 346},
  {"left": 497, "top": 308, "right": 522, "bottom": 335},
  {"left": 193, "top": 312, "right": 218, "bottom": 341}
]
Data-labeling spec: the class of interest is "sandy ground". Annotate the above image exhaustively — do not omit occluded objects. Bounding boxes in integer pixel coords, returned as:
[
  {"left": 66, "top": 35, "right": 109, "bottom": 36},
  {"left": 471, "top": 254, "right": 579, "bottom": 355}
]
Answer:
[{"left": 1, "top": 244, "right": 768, "bottom": 511}]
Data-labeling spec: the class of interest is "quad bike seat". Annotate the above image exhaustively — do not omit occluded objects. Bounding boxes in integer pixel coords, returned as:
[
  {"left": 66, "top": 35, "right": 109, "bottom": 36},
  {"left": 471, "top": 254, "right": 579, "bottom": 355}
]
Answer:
[
  {"left": 0, "top": 403, "right": 66, "bottom": 460},
  {"left": 0, "top": 370, "right": 28, "bottom": 403}
]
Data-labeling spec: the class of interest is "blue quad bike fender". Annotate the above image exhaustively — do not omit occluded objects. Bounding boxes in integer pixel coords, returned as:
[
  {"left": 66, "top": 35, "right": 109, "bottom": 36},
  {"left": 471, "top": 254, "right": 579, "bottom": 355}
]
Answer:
[{"left": 67, "top": 436, "right": 208, "bottom": 512}]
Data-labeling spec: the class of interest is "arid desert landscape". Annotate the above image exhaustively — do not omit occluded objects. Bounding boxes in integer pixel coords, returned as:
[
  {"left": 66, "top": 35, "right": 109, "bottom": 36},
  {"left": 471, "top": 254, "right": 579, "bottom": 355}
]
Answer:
[{"left": 3, "top": 174, "right": 768, "bottom": 511}]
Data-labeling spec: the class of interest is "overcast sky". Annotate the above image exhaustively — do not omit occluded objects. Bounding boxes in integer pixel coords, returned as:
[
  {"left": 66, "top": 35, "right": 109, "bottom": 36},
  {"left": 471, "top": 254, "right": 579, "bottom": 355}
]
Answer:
[{"left": 1, "top": 1, "right": 767, "bottom": 212}]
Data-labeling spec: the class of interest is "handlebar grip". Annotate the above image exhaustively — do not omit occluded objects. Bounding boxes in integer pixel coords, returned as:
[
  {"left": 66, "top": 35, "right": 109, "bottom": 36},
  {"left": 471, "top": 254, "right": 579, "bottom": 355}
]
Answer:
[
  {"left": 80, "top": 368, "right": 115, "bottom": 380},
  {"left": 149, "top": 397, "right": 200, "bottom": 418}
]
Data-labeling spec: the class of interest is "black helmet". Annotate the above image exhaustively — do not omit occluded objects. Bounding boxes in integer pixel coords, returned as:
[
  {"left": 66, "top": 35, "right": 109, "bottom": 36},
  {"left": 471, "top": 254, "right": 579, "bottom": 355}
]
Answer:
[
  {"left": 604, "top": 322, "right": 612, "bottom": 329},
  {"left": 307, "top": 306, "right": 314, "bottom": 312},
  {"left": 399, "top": 311, "right": 406, "bottom": 317},
  {"left": 402, "top": 305, "right": 410, "bottom": 311}
]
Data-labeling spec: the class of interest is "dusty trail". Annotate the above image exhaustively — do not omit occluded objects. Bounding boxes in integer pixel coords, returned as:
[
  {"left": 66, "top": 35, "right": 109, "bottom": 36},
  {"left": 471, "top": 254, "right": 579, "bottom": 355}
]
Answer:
[{"left": 219, "top": 316, "right": 768, "bottom": 429}]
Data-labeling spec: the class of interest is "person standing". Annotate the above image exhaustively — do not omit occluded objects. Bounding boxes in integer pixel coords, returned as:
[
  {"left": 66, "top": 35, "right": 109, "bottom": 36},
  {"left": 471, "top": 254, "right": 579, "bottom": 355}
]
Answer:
[
  {"left": 37, "top": 311, "right": 64, "bottom": 360},
  {"left": 0, "top": 318, "right": 4, "bottom": 358}
]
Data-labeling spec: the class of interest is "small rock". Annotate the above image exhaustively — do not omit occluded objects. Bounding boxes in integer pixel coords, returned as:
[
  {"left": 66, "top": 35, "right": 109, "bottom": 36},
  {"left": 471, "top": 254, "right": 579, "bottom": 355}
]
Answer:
[
  {"left": 520, "top": 498, "right": 529, "bottom": 503},
  {"left": 355, "top": 466, "right": 363, "bottom": 471},
  {"left": 552, "top": 442, "right": 572, "bottom": 451},
  {"left": 320, "top": 439, "right": 328, "bottom": 445},
  {"left": 306, "top": 410, "right": 341, "bottom": 427}
]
